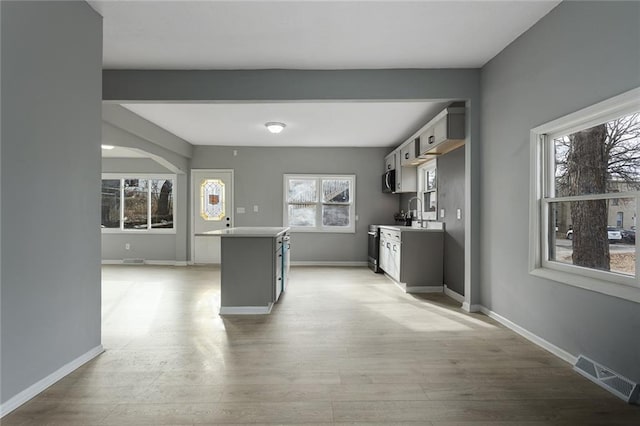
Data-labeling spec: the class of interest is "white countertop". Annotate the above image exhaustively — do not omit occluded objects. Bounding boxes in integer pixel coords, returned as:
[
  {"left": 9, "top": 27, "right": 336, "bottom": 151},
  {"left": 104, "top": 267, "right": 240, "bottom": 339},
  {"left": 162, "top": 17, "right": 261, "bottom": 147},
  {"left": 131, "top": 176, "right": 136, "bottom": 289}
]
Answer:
[
  {"left": 198, "top": 227, "right": 290, "bottom": 238},
  {"left": 378, "top": 225, "right": 444, "bottom": 232}
]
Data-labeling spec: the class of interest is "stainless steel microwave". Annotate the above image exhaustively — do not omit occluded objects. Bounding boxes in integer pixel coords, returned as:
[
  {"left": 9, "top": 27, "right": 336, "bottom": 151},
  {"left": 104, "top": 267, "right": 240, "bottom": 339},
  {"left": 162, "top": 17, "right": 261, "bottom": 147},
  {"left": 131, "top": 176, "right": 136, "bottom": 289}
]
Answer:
[{"left": 382, "top": 170, "right": 396, "bottom": 193}]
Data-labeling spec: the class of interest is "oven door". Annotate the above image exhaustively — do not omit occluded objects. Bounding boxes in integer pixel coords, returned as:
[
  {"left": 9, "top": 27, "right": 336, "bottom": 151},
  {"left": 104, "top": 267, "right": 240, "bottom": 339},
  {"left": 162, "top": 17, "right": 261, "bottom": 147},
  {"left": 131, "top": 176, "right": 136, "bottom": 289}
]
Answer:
[{"left": 367, "top": 229, "right": 381, "bottom": 272}]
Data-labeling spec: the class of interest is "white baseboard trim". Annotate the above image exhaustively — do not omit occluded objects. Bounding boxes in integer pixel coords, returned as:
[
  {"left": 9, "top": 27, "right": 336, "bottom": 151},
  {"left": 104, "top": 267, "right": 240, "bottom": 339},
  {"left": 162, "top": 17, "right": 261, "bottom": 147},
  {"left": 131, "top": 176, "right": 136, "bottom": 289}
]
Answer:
[
  {"left": 462, "top": 302, "right": 482, "bottom": 312},
  {"left": 405, "top": 285, "right": 444, "bottom": 293},
  {"left": 479, "top": 306, "right": 577, "bottom": 365},
  {"left": 219, "top": 304, "right": 273, "bottom": 315},
  {"left": 145, "top": 260, "right": 187, "bottom": 266},
  {"left": 443, "top": 285, "right": 464, "bottom": 303},
  {"left": 101, "top": 260, "right": 187, "bottom": 266},
  {"left": 290, "top": 261, "right": 367, "bottom": 267},
  {"left": 0, "top": 345, "right": 104, "bottom": 418}
]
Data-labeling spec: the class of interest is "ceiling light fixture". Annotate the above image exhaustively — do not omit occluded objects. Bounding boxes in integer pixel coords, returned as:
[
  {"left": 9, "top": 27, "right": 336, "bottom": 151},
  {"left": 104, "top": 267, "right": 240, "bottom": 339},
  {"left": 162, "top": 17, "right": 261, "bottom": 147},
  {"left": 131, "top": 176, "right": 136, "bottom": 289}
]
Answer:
[
  {"left": 101, "top": 144, "right": 115, "bottom": 150},
  {"left": 265, "top": 122, "right": 286, "bottom": 134}
]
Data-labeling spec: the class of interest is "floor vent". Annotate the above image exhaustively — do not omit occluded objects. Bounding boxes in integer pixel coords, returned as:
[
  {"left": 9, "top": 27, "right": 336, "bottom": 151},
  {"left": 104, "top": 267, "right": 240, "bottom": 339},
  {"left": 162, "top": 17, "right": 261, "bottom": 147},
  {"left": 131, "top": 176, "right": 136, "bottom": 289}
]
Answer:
[
  {"left": 574, "top": 355, "right": 639, "bottom": 404},
  {"left": 123, "top": 258, "right": 145, "bottom": 265}
]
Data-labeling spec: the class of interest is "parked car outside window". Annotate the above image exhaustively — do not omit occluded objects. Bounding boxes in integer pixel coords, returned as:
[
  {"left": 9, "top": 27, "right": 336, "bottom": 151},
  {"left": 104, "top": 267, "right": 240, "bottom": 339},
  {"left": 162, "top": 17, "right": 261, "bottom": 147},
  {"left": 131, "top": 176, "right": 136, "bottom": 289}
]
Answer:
[
  {"left": 621, "top": 228, "right": 636, "bottom": 243},
  {"left": 566, "top": 227, "right": 623, "bottom": 243}
]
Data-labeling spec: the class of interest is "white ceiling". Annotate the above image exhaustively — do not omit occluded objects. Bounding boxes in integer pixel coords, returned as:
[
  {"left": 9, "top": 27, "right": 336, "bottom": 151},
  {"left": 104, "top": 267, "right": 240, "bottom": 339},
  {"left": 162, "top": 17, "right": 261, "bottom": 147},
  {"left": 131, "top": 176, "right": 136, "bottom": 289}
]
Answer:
[
  {"left": 121, "top": 101, "right": 449, "bottom": 147},
  {"left": 89, "top": 0, "right": 560, "bottom": 70},
  {"left": 92, "top": 0, "right": 560, "bottom": 151}
]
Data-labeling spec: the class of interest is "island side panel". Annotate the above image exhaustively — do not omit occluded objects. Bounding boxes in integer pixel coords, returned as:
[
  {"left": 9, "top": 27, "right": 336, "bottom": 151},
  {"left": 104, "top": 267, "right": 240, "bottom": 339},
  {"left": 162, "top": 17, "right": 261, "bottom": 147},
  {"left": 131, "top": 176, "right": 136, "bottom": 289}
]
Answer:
[
  {"left": 220, "top": 237, "right": 275, "bottom": 308},
  {"left": 401, "top": 232, "right": 444, "bottom": 287}
]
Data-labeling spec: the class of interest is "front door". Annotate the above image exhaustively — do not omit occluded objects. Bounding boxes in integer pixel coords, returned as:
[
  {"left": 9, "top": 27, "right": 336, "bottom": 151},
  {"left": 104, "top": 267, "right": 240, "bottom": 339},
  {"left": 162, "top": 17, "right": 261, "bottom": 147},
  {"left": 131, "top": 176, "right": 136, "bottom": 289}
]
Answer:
[{"left": 191, "top": 169, "right": 234, "bottom": 264}]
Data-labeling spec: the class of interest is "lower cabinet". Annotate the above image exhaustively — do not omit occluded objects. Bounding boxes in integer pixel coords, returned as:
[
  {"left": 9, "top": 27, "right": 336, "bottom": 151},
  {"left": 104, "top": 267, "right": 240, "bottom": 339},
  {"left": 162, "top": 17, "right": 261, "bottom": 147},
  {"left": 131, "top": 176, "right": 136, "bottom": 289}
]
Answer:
[
  {"left": 379, "top": 227, "right": 443, "bottom": 292},
  {"left": 219, "top": 231, "right": 290, "bottom": 314}
]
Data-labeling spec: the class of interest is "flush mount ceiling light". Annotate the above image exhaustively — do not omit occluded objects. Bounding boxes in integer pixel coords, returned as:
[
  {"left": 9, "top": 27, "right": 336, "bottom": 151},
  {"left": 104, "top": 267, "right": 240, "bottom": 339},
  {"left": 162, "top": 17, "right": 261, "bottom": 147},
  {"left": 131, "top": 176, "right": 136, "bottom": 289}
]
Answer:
[
  {"left": 101, "top": 144, "right": 115, "bottom": 150},
  {"left": 265, "top": 122, "right": 286, "bottom": 134}
]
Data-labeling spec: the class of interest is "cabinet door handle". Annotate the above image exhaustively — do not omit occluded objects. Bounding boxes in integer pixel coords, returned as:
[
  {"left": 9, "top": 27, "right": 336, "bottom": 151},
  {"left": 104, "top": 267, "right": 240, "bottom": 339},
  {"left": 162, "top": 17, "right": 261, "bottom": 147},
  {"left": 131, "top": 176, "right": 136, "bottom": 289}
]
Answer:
[
  {"left": 428, "top": 135, "right": 435, "bottom": 145},
  {"left": 387, "top": 163, "right": 391, "bottom": 170},
  {"left": 404, "top": 152, "right": 409, "bottom": 159},
  {"left": 393, "top": 245, "right": 397, "bottom": 252},
  {"left": 386, "top": 243, "right": 391, "bottom": 248}
]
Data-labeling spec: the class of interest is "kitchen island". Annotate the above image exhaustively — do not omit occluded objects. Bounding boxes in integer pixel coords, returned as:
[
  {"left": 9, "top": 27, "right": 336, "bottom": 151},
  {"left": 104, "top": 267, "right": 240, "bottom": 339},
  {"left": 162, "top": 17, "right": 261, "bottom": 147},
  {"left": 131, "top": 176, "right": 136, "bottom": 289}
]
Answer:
[{"left": 201, "top": 227, "right": 290, "bottom": 314}]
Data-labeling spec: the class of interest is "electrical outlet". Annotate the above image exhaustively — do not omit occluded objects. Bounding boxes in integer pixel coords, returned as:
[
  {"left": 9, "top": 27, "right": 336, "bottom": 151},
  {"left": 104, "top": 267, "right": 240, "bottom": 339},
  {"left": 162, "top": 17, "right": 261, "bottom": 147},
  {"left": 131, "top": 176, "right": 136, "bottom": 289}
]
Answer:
[
  {"left": 237, "top": 207, "right": 245, "bottom": 214},
  {"left": 457, "top": 209, "right": 461, "bottom": 220},
  {"left": 440, "top": 209, "right": 445, "bottom": 218},
  {"left": 253, "top": 205, "right": 259, "bottom": 212},
  {"left": 125, "top": 243, "right": 130, "bottom": 250}
]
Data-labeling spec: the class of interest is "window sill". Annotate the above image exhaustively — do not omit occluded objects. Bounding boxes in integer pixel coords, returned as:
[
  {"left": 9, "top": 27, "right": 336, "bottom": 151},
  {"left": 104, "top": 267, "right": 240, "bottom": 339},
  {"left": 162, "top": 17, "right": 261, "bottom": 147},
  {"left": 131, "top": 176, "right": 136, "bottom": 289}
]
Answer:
[
  {"left": 288, "top": 228, "right": 355, "bottom": 234},
  {"left": 101, "top": 229, "right": 176, "bottom": 235},
  {"left": 530, "top": 267, "right": 640, "bottom": 304}
]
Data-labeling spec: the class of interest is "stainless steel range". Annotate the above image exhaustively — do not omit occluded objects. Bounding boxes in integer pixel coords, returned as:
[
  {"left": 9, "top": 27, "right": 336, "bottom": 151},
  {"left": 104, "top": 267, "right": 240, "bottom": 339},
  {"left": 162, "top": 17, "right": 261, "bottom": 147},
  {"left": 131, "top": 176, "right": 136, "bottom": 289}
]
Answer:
[{"left": 368, "top": 225, "right": 382, "bottom": 273}]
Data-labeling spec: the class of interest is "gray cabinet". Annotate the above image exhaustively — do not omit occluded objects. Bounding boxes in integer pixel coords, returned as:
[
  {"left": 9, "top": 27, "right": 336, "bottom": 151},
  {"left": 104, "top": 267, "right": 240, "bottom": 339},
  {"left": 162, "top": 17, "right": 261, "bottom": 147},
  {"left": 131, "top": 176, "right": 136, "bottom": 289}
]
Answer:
[
  {"left": 400, "top": 138, "right": 420, "bottom": 166},
  {"left": 419, "top": 106, "right": 465, "bottom": 157},
  {"left": 384, "top": 152, "right": 396, "bottom": 172},
  {"left": 379, "top": 227, "right": 443, "bottom": 293},
  {"left": 394, "top": 148, "right": 417, "bottom": 193},
  {"left": 218, "top": 228, "right": 290, "bottom": 314}
]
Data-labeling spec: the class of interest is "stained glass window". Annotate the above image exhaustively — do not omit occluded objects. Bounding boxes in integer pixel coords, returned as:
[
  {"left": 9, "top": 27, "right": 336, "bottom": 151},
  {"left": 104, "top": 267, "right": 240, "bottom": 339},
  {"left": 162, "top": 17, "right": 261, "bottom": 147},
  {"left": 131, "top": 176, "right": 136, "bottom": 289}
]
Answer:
[{"left": 201, "top": 179, "right": 226, "bottom": 221}]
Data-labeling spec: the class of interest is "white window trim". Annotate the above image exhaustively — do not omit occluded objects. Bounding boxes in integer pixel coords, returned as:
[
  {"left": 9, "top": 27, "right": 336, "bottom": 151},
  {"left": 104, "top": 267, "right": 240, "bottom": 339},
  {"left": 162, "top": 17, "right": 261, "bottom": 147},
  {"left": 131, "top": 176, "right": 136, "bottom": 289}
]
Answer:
[
  {"left": 102, "top": 173, "right": 177, "bottom": 234},
  {"left": 529, "top": 87, "right": 640, "bottom": 303},
  {"left": 417, "top": 159, "right": 437, "bottom": 221},
  {"left": 283, "top": 174, "right": 356, "bottom": 233}
]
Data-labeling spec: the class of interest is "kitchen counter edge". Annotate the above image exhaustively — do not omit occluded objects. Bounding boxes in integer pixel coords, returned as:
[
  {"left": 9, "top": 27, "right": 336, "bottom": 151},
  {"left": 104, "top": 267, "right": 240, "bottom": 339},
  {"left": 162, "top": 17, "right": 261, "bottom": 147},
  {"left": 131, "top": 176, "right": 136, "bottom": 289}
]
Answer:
[
  {"left": 197, "top": 227, "right": 290, "bottom": 238},
  {"left": 378, "top": 225, "right": 444, "bottom": 232}
]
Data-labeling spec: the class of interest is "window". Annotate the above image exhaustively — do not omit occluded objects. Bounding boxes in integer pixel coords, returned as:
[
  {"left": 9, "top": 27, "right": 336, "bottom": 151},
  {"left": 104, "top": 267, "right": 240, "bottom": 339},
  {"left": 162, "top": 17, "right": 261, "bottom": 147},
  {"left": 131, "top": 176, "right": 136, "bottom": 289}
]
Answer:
[
  {"left": 284, "top": 174, "right": 355, "bottom": 233},
  {"left": 102, "top": 174, "right": 175, "bottom": 232},
  {"left": 417, "top": 160, "right": 437, "bottom": 220},
  {"left": 530, "top": 87, "right": 640, "bottom": 303}
]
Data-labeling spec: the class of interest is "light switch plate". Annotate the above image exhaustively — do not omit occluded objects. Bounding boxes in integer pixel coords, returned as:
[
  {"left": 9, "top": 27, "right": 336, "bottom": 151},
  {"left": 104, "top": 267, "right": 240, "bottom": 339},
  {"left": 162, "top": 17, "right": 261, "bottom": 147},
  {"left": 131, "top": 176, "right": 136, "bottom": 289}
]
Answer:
[
  {"left": 253, "top": 205, "right": 259, "bottom": 212},
  {"left": 457, "top": 209, "right": 461, "bottom": 219},
  {"left": 237, "top": 207, "right": 245, "bottom": 214},
  {"left": 440, "top": 209, "right": 445, "bottom": 218}
]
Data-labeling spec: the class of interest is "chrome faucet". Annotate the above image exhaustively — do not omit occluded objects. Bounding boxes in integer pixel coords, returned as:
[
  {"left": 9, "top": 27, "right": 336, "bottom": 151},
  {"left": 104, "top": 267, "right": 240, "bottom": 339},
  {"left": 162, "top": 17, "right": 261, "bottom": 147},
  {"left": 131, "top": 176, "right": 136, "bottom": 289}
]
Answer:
[{"left": 407, "top": 196, "right": 423, "bottom": 226}]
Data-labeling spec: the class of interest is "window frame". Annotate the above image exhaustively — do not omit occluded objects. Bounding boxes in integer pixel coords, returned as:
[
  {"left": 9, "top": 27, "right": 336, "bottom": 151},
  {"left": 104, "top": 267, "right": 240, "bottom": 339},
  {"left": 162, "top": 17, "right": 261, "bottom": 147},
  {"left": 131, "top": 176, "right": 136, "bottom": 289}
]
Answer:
[
  {"left": 101, "top": 173, "right": 177, "bottom": 234},
  {"left": 529, "top": 87, "right": 640, "bottom": 303},
  {"left": 283, "top": 174, "right": 356, "bottom": 233}
]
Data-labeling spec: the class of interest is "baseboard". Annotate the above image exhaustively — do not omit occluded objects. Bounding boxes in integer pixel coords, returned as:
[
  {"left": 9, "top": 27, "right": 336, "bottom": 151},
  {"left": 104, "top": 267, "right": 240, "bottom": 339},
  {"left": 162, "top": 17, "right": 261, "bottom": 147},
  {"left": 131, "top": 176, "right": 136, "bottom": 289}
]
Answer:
[
  {"left": 290, "top": 261, "right": 367, "bottom": 267},
  {"left": 101, "top": 260, "right": 186, "bottom": 266},
  {"left": 0, "top": 345, "right": 104, "bottom": 418},
  {"left": 462, "top": 302, "right": 482, "bottom": 312},
  {"left": 478, "top": 306, "right": 577, "bottom": 365},
  {"left": 219, "top": 304, "right": 273, "bottom": 315},
  {"left": 145, "top": 260, "right": 188, "bottom": 266},
  {"left": 405, "top": 285, "right": 444, "bottom": 293},
  {"left": 443, "top": 285, "right": 464, "bottom": 303}
]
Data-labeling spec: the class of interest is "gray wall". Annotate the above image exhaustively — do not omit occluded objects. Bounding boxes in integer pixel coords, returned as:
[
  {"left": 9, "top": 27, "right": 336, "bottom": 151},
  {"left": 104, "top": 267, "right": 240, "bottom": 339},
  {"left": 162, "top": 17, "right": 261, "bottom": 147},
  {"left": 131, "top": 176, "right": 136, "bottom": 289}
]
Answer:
[
  {"left": 438, "top": 146, "right": 465, "bottom": 295},
  {"left": 191, "top": 146, "right": 398, "bottom": 262},
  {"left": 480, "top": 1, "right": 640, "bottom": 381},
  {"left": 101, "top": 116, "right": 191, "bottom": 263},
  {"left": 104, "top": 69, "right": 482, "bottom": 304},
  {"left": 1, "top": 1, "right": 102, "bottom": 404},
  {"left": 101, "top": 157, "right": 180, "bottom": 262}
]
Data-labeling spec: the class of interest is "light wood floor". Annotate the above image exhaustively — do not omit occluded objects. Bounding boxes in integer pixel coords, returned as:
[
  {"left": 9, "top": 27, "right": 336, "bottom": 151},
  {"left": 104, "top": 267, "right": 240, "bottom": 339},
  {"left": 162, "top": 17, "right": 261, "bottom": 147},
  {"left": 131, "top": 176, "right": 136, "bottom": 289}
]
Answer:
[{"left": 4, "top": 265, "right": 639, "bottom": 425}]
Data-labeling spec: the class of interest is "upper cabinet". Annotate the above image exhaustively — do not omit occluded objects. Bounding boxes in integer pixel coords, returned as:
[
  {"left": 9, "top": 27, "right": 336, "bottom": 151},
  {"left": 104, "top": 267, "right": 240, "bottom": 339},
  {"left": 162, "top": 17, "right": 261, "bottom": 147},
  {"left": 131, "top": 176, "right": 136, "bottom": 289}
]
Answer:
[
  {"left": 400, "top": 138, "right": 420, "bottom": 167},
  {"left": 419, "top": 106, "right": 466, "bottom": 157},
  {"left": 382, "top": 102, "right": 466, "bottom": 194},
  {"left": 384, "top": 151, "right": 396, "bottom": 172}
]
